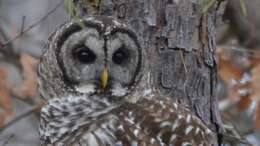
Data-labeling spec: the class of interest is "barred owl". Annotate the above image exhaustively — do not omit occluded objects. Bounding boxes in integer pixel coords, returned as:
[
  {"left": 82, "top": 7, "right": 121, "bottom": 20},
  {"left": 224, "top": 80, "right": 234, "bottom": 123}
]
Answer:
[{"left": 38, "top": 16, "right": 217, "bottom": 146}]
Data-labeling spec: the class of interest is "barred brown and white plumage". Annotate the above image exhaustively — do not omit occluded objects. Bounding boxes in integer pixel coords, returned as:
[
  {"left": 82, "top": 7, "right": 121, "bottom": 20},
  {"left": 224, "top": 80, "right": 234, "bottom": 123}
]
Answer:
[
  {"left": 40, "top": 95, "right": 215, "bottom": 146},
  {"left": 38, "top": 16, "right": 216, "bottom": 146}
]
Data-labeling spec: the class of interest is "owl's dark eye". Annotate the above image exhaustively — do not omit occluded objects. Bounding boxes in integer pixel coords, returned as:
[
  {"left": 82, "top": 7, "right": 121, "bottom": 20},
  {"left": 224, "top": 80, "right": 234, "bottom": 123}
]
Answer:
[
  {"left": 112, "top": 47, "right": 129, "bottom": 65},
  {"left": 73, "top": 46, "right": 96, "bottom": 64}
]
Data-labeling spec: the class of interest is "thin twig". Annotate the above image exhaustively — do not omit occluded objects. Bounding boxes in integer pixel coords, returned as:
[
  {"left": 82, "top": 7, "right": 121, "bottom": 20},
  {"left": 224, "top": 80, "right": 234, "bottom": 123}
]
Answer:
[
  {"left": 1, "top": 134, "right": 14, "bottom": 146},
  {"left": 219, "top": 45, "right": 260, "bottom": 54},
  {"left": 241, "top": 127, "right": 256, "bottom": 136},
  {"left": 0, "top": 103, "right": 43, "bottom": 133},
  {"left": 2, "top": 0, "right": 64, "bottom": 46},
  {"left": 20, "top": 16, "right": 26, "bottom": 35},
  {"left": 219, "top": 99, "right": 239, "bottom": 112}
]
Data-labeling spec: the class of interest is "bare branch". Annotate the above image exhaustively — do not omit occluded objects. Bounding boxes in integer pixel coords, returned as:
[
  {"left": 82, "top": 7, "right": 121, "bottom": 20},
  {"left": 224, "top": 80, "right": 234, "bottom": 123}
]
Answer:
[
  {"left": 2, "top": 0, "right": 64, "bottom": 47},
  {"left": 20, "top": 16, "right": 26, "bottom": 35},
  {"left": 1, "top": 134, "right": 14, "bottom": 146},
  {"left": 0, "top": 103, "right": 44, "bottom": 133}
]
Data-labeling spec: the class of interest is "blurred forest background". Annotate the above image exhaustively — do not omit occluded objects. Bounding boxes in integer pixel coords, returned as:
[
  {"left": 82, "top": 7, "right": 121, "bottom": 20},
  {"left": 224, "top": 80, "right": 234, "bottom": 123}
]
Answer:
[{"left": 0, "top": 0, "right": 260, "bottom": 145}]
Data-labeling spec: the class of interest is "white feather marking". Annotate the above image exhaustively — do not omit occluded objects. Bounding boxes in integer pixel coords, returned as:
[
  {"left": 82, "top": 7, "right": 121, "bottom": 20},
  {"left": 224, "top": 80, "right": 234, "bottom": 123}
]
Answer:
[
  {"left": 160, "top": 121, "right": 172, "bottom": 128},
  {"left": 118, "top": 125, "right": 124, "bottom": 131},
  {"left": 59, "top": 127, "right": 68, "bottom": 135},
  {"left": 185, "top": 125, "right": 193, "bottom": 135},
  {"left": 159, "top": 101, "right": 164, "bottom": 105},
  {"left": 133, "top": 129, "right": 139, "bottom": 137},
  {"left": 88, "top": 105, "right": 117, "bottom": 118},
  {"left": 195, "top": 127, "right": 200, "bottom": 134},
  {"left": 85, "top": 17, "right": 94, "bottom": 21},
  {"left": 128, "top": 111, "right": 133, "bottom": 117},
  {"left": 143, "top": 89, "right": 152, "bottom": 96},
  {"left": 206, "top": 128, "right": 212, "bottom": 134},
  {"left": 169, "top": 134, "right": 177, "bottom": 142},
  {"left": 150, "top": 138, "right": 156, "bottom": 144},
  {"left": 131, "top": 141, "right": 138, "bottom": 146},
  {"left": 154, "top": 118, "right": 162, "bottom": 123},
  {"left": 173, "top": 103, "right": 178, "bottom": 109},
  {"left": 105, "top": 26, "right": 114, "bottom": 36},
  {"left": 124, "top": 117, "right": 135, "bottom": 124},
  {"left": 136, "top": 123, "right": 141, "bottom": 129},
  {"left": 94, "top": 129, "right": 114, "bottom": 145},
  {"left": 186, "top": 114, "right": 191, "bottom": 123},
  {"left": 172, "top": 120, "right": 179, "bottom": 131},
  {"left": 111, "top": 85, "right": 128, "bottom": 97},
  {"left": 112, "top": 20, "right": 122, "bottom": 26},
  {"left": 177, "top": 114, "right": 184, "bottom": 120},
  {"left": 41, "top": 106, "right": 49, "bottom": 114},
  {"left": 156, "top": 132, "right": 164, "bottom": 145},
  {"left": 181, "top": 142, "right": 192, "bottom": 146},
  {"left": 76, "top": 84, "right": 95, "bottom": 94},
  {"left": 115, "top": 141, "right": 123, "bottom": 146},
  {"left": 86, "top": 133, "right": 99, "bottom": 146}
]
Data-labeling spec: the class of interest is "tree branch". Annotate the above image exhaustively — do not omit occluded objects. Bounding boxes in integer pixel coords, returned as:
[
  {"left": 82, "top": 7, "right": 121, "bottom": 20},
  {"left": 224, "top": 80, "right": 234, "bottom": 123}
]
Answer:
[
  {"left": 0, "top": 103, "right": 43, "bottom": 133},
  {"left": 2, "top": 0, "right": 64, "bottom": 47},
  {"left": 1, "top": 134, "right": 14, "bottom": 146}
]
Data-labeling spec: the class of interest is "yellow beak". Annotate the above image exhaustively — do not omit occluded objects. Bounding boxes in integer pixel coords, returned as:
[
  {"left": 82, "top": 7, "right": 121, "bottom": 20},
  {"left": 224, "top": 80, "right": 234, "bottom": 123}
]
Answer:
[{"left": 101, "top": 65, "right": 109, "bottom": 89}]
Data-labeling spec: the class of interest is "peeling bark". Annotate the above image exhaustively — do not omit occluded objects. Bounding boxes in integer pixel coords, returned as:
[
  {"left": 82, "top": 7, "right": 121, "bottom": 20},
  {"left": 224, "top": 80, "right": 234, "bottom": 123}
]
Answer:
[{"left": 73, "top": 0, "right": 225, "bottom": 143}]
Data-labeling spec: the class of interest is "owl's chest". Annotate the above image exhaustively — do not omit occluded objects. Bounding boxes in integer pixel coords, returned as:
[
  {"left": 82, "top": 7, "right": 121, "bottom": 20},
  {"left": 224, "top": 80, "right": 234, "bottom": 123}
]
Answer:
[
  {"left": 73, "top": 112, "right": 164, "bottom": 146},
  {"left": 71, "top": 100, "right": 215, "bottom": 146}
]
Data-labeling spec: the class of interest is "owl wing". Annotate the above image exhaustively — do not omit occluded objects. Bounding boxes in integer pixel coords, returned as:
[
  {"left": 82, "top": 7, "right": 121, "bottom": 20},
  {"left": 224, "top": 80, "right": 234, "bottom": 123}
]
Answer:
[
  {"left": 71, "top": 97, "right": 216, "bottom": 146},
  {"left": 73, "top": 117, "right": 163, "bottom": 146}
]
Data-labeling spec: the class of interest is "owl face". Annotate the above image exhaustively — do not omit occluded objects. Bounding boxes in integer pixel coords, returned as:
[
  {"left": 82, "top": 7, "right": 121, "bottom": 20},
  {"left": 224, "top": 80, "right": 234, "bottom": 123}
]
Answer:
[{"left": 47, "top": 16, "right": 143, "bottom": 99}]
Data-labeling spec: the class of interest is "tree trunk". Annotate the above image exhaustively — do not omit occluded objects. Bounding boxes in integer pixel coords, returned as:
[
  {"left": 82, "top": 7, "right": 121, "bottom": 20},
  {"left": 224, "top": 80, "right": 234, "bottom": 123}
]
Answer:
[{"left": 73, "top": 0, "right": 225, "bottom": 144}]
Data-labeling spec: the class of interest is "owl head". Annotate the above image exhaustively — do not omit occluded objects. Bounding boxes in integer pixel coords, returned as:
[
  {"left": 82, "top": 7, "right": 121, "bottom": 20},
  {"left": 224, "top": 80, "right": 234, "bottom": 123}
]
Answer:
[{"left": 38, "top": 16, "right": 145, "bottom": 101}]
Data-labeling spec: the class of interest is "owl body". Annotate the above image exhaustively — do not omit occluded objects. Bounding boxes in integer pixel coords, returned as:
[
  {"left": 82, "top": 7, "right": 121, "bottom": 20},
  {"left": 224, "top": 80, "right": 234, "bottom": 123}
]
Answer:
[
  {"left": 40, "top": 95, "right": 214, "bottom": 146},
  {"left": 39, "top": 16, "right": 216, "bottom": 146}
]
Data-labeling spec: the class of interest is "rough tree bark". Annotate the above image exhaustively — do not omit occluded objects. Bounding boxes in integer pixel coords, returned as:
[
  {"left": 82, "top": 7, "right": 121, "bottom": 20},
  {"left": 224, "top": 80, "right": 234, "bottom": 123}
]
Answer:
[{"left": 73, "top": 0, "right": 225, "bottom": 144}]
